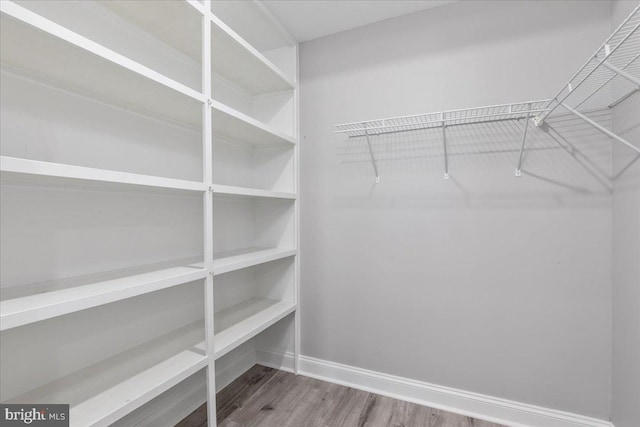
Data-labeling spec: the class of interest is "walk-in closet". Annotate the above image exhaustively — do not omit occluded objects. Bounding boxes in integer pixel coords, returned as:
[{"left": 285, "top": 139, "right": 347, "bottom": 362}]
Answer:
[{"left": 0, "top": 1, "right": 638, "bottom": 427}]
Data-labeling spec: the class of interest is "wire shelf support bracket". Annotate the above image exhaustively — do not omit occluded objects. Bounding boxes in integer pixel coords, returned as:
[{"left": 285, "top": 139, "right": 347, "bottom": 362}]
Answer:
[
  {"left": 442, "top": 114, "right": 449, "bottom": 180},
  {"left": 363, "top": 123, "right": 380, "bottom": 183},
  {"left": 515, "top": 102, "right": 533, "bottom": 177}
]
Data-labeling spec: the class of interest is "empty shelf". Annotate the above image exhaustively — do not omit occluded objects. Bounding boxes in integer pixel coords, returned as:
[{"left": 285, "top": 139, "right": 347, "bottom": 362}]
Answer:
[
  {"left": 211, "top": 99, "right": 296, "bottom": 146},
  {"left": 8, "top": 321, "right": 207, "bottom": 427},
  {"left": 210, "top": 15, "right": 295, "bottom": 95},
  {"left": 0, "top": 1, "right": 204, "bottom": 128},
  {"left": 212, "top": 184, "right": 296, "bottom": 200},
  {"left": 0, "top": 157, "right": 206, "bottom": 193},
  {"left": 334, "top": 100, "right": 551, "bottom": 137},
  {"left": 212, "top": 247, "right": 297, "bottom": 275},
  {"left": 1, "top": 262, "right": 206, "bottom": 331},
  {"left": 97, "top": 0, "right": 202, "bottom": 63},
  {"left": 196, "top": 298, "right": 296, "bottom": 359}
]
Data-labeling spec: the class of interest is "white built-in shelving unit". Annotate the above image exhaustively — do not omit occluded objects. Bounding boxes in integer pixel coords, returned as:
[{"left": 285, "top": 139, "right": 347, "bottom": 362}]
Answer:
[{"left": 0, "top": 0, "right": 299, "bottom": 426}]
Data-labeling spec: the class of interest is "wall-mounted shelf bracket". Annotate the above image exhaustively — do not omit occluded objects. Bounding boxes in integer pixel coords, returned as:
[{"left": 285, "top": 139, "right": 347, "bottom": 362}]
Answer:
[
  {"left": 515, "top": 103, "right": 532, "bottom": 177},
  {"left": 561, "top": 103, "right": 640, "bottom": 154},
  {"left": 363, "top": 124, "right": 380, "bottom": 183},
  {"left": 532, "top": 115, "right": 544, "bottom": 127},
  {"left": 442, "top": 115, "right": 449, "bottom": 180}
]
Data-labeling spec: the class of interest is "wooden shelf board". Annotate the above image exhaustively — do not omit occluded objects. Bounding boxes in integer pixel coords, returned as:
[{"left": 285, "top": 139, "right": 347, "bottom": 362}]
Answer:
[
  {"left": 0, "top": 157, "right": 206, "bottom": 193},
  {"left": 195, "top": 298, "right": 296, "bottom": 360},
  {"left": 0, "top": 1, "right": 203, "bottom": 128},
  {"left": 212, "top": 184, "right": 295, "bottom": 200},
  {"left": 1, "top": 261, "right": 206, "bottom": 331},
  {"left": 210, "top": 15, "right": 295, "bottom": 95},
  {"left": 97, "top": 0, "right": 203, "bottom": 63},
  {"left": 212, "top": 247, "right": 297, "bottom": 276},
  {"left": 211, "top": 99, "right": 296, "bottom": 147},
  {"left": 8, "top": 321, "right": 207, "bottom": 427}
]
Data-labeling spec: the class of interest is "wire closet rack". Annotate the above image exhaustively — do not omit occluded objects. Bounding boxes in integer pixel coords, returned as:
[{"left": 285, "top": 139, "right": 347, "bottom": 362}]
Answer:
[{"left": 334, "top": 3, "right": 640, "bottom": 182}]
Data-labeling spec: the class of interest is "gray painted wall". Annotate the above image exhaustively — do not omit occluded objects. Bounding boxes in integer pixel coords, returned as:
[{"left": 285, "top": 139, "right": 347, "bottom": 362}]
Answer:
[
  {"left": 299, "top": 0, "right": 614, "bottom": 419},
  {"left": 611, "top": 2, "right": 640, "bottom": 426}
]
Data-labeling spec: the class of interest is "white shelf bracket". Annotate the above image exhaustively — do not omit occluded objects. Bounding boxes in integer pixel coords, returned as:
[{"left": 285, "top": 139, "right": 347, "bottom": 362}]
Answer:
[
  {"left": 442, "top": 115, "right": 449, "bottom": 180},
  {"left": 533, "top": 99, "right": 551, "bottom": 127},
  {"left": 363, "top": 124, "right": 380, "bottom": 183},
  {"left": 515, "top": 103, "right": 532, "bottom": 177},
  {"left": 561, "top": 103, "right": 640, "bottom": 154},
  {"left": 532, "top": 115, "right": 544, "bottom": 127},
  {"left": 602, "top": 60, "right": 640, "bottom": 87}
]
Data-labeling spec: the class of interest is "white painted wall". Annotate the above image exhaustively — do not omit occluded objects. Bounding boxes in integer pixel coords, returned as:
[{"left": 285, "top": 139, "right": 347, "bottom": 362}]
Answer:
[
  {"left": 299, "top": 0, "right": 614, "bottom": 419},
  {"left": 611, "top": 2, "right": 640, "bottom": 426}
]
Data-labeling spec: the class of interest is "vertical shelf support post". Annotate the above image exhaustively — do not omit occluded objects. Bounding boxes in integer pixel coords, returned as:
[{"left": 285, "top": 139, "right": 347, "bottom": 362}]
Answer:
[
  {"left": 561, "top": 103, "right": 640, "bottom": 154},
  {"left": 515, "top": 103, "right": 532, "bottom": 177},
  {"left": 293, "top": 42, "right": 301, "bottom": 375},
  {"left": 363, "top": 123, "right": 380, "bottom": 183},
  {"left": 201, "top": 4, "right": 218, "bottom": 426}
]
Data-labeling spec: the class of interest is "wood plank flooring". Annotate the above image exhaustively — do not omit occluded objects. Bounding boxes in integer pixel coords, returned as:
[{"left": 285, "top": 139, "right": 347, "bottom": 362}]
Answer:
[{"left": 177, "top": 365, "right": 506, "bottom": 427}]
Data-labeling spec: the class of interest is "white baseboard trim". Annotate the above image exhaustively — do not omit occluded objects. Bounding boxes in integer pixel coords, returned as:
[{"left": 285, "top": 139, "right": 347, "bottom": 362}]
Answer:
[
  {"left": 255, "top": 351, "right": 612, "bottom": 427},
  {"left": 256, "top": 347, "right": 296, "bottom": 373}
]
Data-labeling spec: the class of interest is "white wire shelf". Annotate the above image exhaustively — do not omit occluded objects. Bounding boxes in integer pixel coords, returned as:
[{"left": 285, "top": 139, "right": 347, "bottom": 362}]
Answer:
[
  {"left": 333, "top": 5, "right": 640, "bottom": 182},
  {"left": 334, "top": 100, "right": 550, "bottom": 137},
  {"left": 536, "top": 3, "right": 640, "bottom": 123},
  {"left": 334, "top": 101, "right": 550, "bottom": 181}
]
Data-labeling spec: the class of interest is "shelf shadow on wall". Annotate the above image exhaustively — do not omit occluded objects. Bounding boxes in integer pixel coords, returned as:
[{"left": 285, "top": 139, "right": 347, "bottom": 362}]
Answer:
[{"left": 611, "top": 92, "right": 640, "bottom": 186}]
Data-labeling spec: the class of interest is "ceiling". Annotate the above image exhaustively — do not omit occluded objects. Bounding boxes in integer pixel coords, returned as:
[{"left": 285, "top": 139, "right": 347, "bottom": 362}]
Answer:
[{"left": 263, "top": 0, "right": 458, "bottom": 43}]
